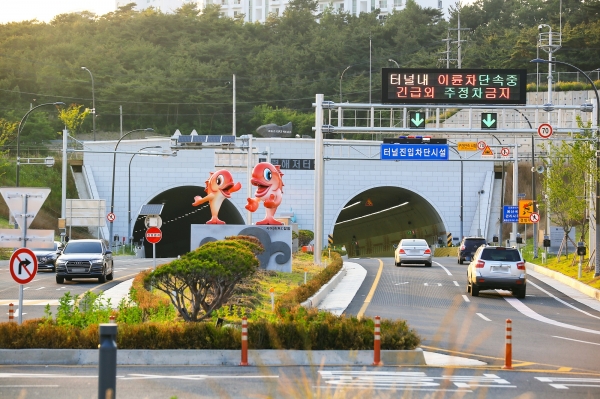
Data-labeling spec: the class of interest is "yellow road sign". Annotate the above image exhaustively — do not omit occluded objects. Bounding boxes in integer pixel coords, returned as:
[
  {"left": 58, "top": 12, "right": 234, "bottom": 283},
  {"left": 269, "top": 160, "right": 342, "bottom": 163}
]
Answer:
[
  {"left": 481, "top": 145, "right": 494, "bottom": 157},
  {"left": 457, "top": 142, "right": 478, "bottom": 151},
  {"left": 519, "top": 199, "right": 534, "bottom": 224}
]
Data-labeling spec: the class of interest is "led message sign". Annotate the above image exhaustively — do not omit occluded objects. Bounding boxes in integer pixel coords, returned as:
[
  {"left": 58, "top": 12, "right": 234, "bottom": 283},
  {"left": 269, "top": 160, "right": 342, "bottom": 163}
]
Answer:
[{"left": 381, "top": 68, "right": 527, "bottom": 105}]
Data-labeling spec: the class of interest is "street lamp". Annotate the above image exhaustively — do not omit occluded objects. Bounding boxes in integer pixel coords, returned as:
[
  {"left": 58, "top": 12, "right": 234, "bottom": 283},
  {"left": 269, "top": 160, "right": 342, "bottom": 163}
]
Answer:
[
  {"left": 81, "top": 67, "right": 96, "bottom": 141},
  {"left": 531, "top": 58, "right": 600, "bottom": 276},
  {"left": 388, "top": 59, "right": 400, "bottom": 68},
  {"left": 109, "top": 128, "right": 154, "bottom": 249},
  {"left": 339, "top": 66, "right": 352, "bottom": 103},
  {"left": 16, "top": 102, "right": 65, "bottom": 187},
  {"left": 478, "top": 190, "right": 485, "bottom": 237},
  {"left": 128, "top": 146, "right": 161, "bottom": 248}
]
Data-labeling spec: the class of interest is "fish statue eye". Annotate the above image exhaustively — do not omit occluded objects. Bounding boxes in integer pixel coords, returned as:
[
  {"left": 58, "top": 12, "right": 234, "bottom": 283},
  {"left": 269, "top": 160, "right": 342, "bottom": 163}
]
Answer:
[
  {"left": 216, "top": 175, "right": 224, "bottom": 185},
  {"left": 263, "top": 169, "right": 272, "bottom": 181}
]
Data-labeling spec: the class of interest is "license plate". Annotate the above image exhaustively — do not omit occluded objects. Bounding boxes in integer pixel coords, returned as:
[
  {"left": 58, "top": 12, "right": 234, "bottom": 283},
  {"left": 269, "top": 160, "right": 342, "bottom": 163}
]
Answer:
[
  {"left": 491, "top": 266, "right": 510, "bottom": 273},
  {"left": 465, "top": 256, "right": 471, "bottom": 261},
  {"left": 71, "top": 268, "right": 86, "bottom": 273}
]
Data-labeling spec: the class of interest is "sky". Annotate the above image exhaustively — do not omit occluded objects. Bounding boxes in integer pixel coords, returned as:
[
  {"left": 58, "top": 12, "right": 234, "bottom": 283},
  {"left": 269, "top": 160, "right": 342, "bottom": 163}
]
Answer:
[{"left": 0, "top": 1, "right": 117, "bottom": 24}]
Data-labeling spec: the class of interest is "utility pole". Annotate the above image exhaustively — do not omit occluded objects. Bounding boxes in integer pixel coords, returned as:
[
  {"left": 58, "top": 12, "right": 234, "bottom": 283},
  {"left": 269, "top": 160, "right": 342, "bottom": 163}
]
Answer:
[{"left": 444, "top": 6, "right": 469, "bottom": 68}]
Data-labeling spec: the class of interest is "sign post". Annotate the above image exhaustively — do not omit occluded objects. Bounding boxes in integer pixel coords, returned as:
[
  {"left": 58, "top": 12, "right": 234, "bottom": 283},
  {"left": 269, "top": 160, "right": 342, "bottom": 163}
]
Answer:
[
  {"left": 10, "top": 248, "right": 38, "bottom": 324},
  {"left": 145, "top": 226, "right": 162, "bottom": 270}
]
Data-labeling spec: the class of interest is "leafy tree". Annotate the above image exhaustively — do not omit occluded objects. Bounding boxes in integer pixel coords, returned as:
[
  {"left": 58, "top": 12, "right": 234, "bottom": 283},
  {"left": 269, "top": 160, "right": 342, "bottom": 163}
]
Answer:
[
  {"left": 57, "top": 104, "right": 90, "bottom": 135},
  {"left": 146, "top": 239, "right": 260, "bottom": 321},
  {"left": 297, "top": 229, "right": 314, "bottom": 247}
]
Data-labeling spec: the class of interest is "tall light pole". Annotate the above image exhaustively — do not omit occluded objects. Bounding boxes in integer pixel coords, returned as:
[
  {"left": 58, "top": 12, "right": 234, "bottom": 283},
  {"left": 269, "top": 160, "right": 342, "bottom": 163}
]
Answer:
[
  {"left": 531, "top": 58, "right": 600, "bottom": 276},
  {"left": 110, "top": 128, "right": 154, "bottom": 249},
  {"left": 388, "top": 59, "right": 400, "bottom": 68},
  {"left": 339, "top": 66, "right": 352, "bottom": 103},
  {"left": 478, "top": 189, "right": 485, "bottom": 237},
  {"left": 81, "top": 67, "right": 96, "bottom": 141},
  {"left": 16, "top": 102, "right": 65, "bottom": 187},
  {"left": 128, "top": 145, "right": 161, "bottom": 247}
]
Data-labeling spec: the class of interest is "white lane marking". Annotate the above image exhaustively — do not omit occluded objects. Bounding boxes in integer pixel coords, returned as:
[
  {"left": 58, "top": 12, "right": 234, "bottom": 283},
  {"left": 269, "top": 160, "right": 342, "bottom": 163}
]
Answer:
[
  {"left": 23, "top": 287, "right": 30, "bottom": 290},
  {"left": 453, "top": 281, "right": 459, "bottom": 286},
  {"left": 503, "top": 297, "right": 600, "bottom": 335},
  {"left": 476, "top": 313, "right": 491, "bottom": 321},
  {"left": 0, "top": 385, "right": 59, "bottom": 388},
  {"left": 528, "top": 281, "right": 600, "bottom": 320},
  {"left": 536, "top": 377, "right": 600, "bottom": 390},
  {"left": 462, "top": 295, "right": 470, "bottom": 303},
  {"left": 394, "top": 282, "right": 409, "bottom": 285},
  {"left": 0, "top": 373, "right": 96, "bottom": 378},
  {"left": 119, "top": 374, "right": 279, "bottom": 380},
  {"left": 424, "top": 283, "right": 429, "bottom": 286},
  {"left": 435, "top": 262, "right": 452, "bottom": 276},
  {"left": 35, "top": 287, "right": 45, "bottom": 290},
  {"left": 552, "top": 336, "right": 600, "bottom": 346}
]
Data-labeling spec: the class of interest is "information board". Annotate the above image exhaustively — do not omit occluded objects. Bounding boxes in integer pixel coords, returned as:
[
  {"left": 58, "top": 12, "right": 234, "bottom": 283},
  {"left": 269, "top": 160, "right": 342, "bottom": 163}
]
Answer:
[
  {"left": 503, "top": 205, "right": 519, "bottom": 223},
  {"left": 381, "top": 68, "right": 527, "bottom": 105},
  {"left": 381, "top": 144, "right": 449, "bottom": 161}
]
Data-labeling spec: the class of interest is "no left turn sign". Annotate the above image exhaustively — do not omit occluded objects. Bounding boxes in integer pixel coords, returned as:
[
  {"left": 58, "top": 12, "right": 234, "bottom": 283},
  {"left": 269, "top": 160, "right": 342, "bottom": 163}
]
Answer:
[
  {"left": 530, "top": 212, "right": 540, "bottom": 223},
  {"left": 107, "top": 212, "right": 116, "bottom": 222},
  {"left": 10, "top": 248, "right": 38, "bottom": 284}
]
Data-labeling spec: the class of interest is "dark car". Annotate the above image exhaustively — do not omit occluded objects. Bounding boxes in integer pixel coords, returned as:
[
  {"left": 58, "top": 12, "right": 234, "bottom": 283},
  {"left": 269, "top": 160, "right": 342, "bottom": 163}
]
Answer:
[
  {"left": 32, "top": 241, "right": 64, "bottom": 272},
  {"left": 458, "top": 237, "right": 487, "bottom": 264},
  {"left": 55, "top": 239, "right": 114, "bottom": 284}
]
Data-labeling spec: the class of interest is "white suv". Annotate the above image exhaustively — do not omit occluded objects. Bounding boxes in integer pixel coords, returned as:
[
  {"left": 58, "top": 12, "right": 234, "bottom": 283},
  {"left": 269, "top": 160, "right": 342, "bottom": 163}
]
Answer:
[{"left": 467, "top": 246, "right": 526, "bottom": 298}]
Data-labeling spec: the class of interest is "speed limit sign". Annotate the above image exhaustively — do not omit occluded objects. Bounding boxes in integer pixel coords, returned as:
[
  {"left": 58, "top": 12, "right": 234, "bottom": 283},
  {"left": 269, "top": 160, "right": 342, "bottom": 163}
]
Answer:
[{"left": 538, "top": 123, "right": 553, "bottom": 139}]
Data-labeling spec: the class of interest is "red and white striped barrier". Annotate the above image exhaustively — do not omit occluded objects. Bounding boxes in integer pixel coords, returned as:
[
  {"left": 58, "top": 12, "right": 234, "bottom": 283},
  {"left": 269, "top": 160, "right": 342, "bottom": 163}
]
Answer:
[
  {"left": 8, "top": 303, "right": 14, "bottom": 322},
  {"left": 240, "top": 317, "right": 248, "bottom": 366},
  {"left": 503, "top": 319, "right": 512, "bottom": 369},
  {"left": 373, "top": 316, "right": 382, "bottom": 366}
]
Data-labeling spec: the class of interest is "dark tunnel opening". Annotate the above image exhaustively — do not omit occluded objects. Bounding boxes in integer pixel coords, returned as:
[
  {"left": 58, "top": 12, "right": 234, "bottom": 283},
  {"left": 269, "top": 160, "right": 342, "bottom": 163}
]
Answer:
[{"left": 132, "top": 185, "right": 245, "bottom": 258}]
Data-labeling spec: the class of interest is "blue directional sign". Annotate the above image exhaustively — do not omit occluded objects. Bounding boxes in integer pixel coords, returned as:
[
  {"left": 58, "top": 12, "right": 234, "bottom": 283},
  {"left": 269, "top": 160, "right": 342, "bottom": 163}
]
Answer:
[
  {"left": 503, "top": 205, "right": 519, "bottom": 223},
  {"left": 381, "top": 144, "right": 449, "bottom": 161}
]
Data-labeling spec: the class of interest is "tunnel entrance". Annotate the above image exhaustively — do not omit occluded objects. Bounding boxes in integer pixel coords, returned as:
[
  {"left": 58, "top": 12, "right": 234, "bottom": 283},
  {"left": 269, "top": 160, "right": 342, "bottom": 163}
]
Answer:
[
  {"left": 132, "top": 185, "right": 245, "bottom": 258},
  {"left": 333, "top": 186, "right": 445, "bottom": 258}
]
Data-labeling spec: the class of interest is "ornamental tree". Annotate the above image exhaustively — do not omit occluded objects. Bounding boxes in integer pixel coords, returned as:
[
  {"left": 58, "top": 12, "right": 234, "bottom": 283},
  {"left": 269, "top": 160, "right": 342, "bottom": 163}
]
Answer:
[{"left": 146, "top": 239, "right": 261, "bottom": 321}]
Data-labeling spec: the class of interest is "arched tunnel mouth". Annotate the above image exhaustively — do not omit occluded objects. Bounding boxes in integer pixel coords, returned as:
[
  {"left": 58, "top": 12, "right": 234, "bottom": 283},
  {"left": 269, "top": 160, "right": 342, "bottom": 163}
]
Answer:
[
  {"left": 132, "top": 185, "right": 245, "bottom": 258},
  {"left": 333, "top": 186, "right": 445, "bottom": 258}
]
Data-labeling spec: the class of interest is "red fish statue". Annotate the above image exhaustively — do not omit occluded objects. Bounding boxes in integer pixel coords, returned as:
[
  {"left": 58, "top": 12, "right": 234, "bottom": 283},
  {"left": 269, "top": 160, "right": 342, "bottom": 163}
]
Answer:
[
  {"left": 192, "top": 169, "right": 242, "bottom": 224},
  {"left": 246, "top": 162, "right": 284, "bottom": 225}
]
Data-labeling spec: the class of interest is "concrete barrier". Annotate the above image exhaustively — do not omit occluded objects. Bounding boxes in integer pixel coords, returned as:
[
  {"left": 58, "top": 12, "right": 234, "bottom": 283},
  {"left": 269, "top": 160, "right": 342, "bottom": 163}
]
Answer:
[
  {"left": 300, "top": 264, "right": 347, "bottom": 308},
  {"left": 0, "top": 349, "right": 426, "bottom": 366},
  {"left": 526, "top": 262, "right": 600, "bottom": 301}
]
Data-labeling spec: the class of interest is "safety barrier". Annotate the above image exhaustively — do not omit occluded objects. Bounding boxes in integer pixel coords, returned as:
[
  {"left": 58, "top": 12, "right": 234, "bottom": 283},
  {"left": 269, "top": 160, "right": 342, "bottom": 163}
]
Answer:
[
  {"left": 373, "top": 316, "right": 382, "bottom": 366},
  {"left": 503, "top": 319, "right": 512, "bottom": 369},
  {"left": 240, "top": 317, "right": 248, "bottom": 366},
  {"left": 8, "top": 303, "right": 14, "bottom": 322}
]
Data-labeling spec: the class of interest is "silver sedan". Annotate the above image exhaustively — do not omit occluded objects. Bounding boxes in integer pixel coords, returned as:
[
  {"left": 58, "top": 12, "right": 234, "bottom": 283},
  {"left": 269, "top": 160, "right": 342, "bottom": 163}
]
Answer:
[{"left": 393, "top": 239, "right": 432, "bottom": 267}]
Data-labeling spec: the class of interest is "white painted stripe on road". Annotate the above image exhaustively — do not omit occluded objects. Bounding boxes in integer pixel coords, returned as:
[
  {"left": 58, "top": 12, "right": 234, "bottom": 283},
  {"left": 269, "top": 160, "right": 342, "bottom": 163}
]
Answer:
[
  {"left": 503, "top": 297, "right": 600, "bottom": 335},
  {"left": 552, "top": 336, "right": 600, "bottom": 346},
  {"left": 435, "top": 262, "right": 452, "bottom": 276},
  {"left": 476, "top": 313, "right": 491, "bottom": 321},
  {"left": 462, "top": 295, "right": 470, "bottom": 303},
  {"left": 453, "top": 281, "right": 459, "bottom": 286},
  {"left": 35, "top": 287, "right": 45, "bottom": 290},
  {"left": 528, "top": 281, "right": 600, "bottom": 320}
]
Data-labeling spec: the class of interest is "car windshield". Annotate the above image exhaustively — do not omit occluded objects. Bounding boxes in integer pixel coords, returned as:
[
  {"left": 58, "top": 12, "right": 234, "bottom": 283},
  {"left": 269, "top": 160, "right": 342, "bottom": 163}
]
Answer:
[
  {"left": 31, "top": 243, "right": 58, "bottom": 251},
  {"left": 63, "top": 242, "right": 102, "bottom": 254},
  {"left": 401, "top": 239, "right": 428, "bottom": 247},
  {"left": 480, "top": 248, "right": 521, "bottom": 262},
  {"left": 464, "top": 239, "right": 486, "bottom": 249}
]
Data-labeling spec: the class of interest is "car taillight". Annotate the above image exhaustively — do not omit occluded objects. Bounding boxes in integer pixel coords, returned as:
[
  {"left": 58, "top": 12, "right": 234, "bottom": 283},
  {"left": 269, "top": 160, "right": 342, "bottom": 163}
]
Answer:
[
  {"left": 517, "top": 262, "right": 525, "bottom": 270},
  {"left": 424, "top": 248, "right": 431, "bottom": 254},
  {"left": 399, "top": 249, "right": 406, "bottom": 254},
  {"left": 460, "top": 245, "right": 466, "bottom": 250},
  {"left": 476, "top": 260, "right": 485, "bottom": 268}
]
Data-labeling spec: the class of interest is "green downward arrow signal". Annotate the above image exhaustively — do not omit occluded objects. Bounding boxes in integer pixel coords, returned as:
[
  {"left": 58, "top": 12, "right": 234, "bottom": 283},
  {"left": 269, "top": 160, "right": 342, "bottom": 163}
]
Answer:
[
  {"left": 482, "top": 114, "right": 496, "bottom": 128},
  {"left": 411, "top": 113, "right": 424, "bottom": 127}
]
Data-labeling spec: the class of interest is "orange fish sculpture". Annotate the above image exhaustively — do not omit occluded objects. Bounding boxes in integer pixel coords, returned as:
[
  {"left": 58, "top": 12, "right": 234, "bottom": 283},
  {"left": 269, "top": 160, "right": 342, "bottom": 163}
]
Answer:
[
  {"left": 192, "top": 169, "right": 241, "bottom": 224},
  {"left": 246, "top": 162, "right": 284, "bottom": 225}
]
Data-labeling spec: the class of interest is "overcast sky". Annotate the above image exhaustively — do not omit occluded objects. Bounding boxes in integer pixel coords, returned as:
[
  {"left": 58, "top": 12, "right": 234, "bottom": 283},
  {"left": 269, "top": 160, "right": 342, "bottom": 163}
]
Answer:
[{"left": 0, "top": 1, "right": 116, "bottom": 24}]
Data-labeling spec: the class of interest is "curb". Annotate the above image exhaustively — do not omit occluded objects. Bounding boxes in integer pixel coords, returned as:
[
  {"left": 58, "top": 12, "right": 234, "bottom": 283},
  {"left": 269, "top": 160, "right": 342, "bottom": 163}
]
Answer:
[
  {"left": 0, "top": 349, "right": 426, "bottom": 366},
  {"left": 300, "top": 264, "right": 347, "bottom": 309},
  {"left": 526, "top": 262, "right": 600, "bottom": 301}
]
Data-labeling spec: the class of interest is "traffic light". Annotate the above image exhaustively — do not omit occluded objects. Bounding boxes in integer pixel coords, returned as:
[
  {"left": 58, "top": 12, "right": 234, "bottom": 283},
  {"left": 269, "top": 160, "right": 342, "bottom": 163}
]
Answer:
[{"left": 481, "top": 113, "right": 498, "bottom": 129}]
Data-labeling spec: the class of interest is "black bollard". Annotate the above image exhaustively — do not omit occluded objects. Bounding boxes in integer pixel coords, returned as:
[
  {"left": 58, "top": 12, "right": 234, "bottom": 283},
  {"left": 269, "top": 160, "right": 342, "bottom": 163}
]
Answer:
[{"left": 98, "top": 323, "right": 118, "bottom": 399}]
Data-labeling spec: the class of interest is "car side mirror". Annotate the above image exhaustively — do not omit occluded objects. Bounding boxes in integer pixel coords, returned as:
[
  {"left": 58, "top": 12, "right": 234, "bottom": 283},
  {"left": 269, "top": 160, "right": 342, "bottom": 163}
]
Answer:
[
  {"left": 392, "top": 244, "right": 397, "bottom": 249},
  {"left": 106, "top": 250, "right": 112, "bottom": 255}
]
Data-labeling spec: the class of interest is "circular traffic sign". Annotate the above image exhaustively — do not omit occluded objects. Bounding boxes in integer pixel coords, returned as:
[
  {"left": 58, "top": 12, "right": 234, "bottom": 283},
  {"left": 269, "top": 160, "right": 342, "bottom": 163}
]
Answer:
[
  {"left": 146, "top": 227, "right": 162, "bottom": 244},
  {"left": 500, "top": 147, "right": 510, "bottom": 157},
  {"left": 107, "top": 212, "right": 116, "bottom": 222},
  {"left": 530, "top": 212, "right": 540, "bottom": 223},
  {"left": 477, "top": 141, "right": 487, "bottom": 150},
  {"left": 10, "top": 248, "right": 38, "bottom": 284},
  {"left": 538, "top": 123, "right": 553, "bottom": 139}
]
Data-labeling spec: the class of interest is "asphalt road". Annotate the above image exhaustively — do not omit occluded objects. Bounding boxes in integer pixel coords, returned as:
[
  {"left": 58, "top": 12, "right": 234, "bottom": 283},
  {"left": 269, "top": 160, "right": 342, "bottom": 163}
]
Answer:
[
  {"left": 0, "top": 256, "right": 173, "bottom": 321},
  {"left": 345, "top": 256, "right": 600, "bottom": 373},
  {"left": 0, "top": 364, "right": 599, "bottom": 399}
]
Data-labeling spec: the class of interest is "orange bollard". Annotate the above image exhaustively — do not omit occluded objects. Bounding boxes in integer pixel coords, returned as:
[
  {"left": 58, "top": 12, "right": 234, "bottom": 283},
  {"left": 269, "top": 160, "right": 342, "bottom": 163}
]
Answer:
[
  {"left": 240, "top": 317, "right": 248, "bottom": 366},
  {"left": 8, "top": 303, "right": 14, "bottom": 322},
  {"left": 109, "top": 315, "right": 116, "bottom": 323},
  {"left": 373, "top": 316, "right": 382, "bottom": 366},
  {"left": 502, "top": 319, "right": 512, "bottom": 369}
]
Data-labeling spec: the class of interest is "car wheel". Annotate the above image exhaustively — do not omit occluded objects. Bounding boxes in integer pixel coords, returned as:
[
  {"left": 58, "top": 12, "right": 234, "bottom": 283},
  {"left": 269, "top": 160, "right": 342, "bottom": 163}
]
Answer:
[
  {"left": 515, "top": 286, "right": 526, "bottom": 299},
  {"left": 470, "top": 283, "right": 479, "bottom": 297},
  {"left": 425, "top": 262, "right": 432, "bottom": 267},
  {"left": 467, "top": 283, "right": 471, "bottom": 293},
  {"left": 65, "top": 277, "right": 72, "bottom": 281},
  {"left": 56, "top": 275, "right": 64, "bottom": 284},
  {"left": 52, "top": 266, "right": 56, "bottom": 272},
  {"left": 98, "top": 269, "right": 106, "bottom": 284},
  {"left": 459, "top": 258, "right": 463, "bottom": 265},
  {"left": 106, "top": 269, "right": 114, "bottom": 281}
]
